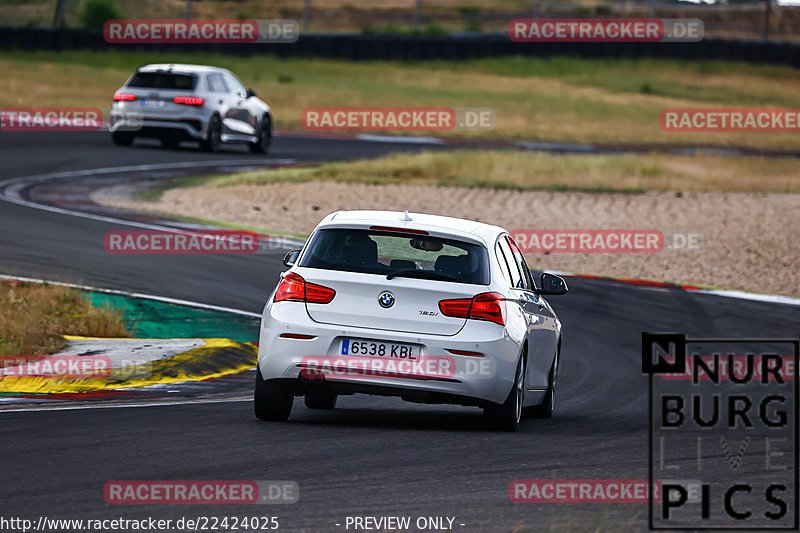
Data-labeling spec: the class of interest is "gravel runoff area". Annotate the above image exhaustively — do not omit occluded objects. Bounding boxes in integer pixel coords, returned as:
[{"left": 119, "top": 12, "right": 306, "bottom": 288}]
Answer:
[{"left": 92, "top": 181, "right": 800, "bottom": 297}]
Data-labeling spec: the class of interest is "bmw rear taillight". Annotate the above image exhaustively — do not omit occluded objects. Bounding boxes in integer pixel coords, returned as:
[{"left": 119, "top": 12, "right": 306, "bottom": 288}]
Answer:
[
  {"left": 113, "top": 93, "right": 136, "bottom": 101},
  {"left": 274, "top": 273, "right": 335, "bottom": 304},
  {"left": 173, "top": 96, "right": 204, "bottom": 106},
  {"left": 438, "top": 292, "right": 506, "bottom": 326},
  {"left": 437, "top": 298, "right": 471, "bottom": 319},
  {"left": 469, "top": 292, "right": 506, "bottom": 325}
]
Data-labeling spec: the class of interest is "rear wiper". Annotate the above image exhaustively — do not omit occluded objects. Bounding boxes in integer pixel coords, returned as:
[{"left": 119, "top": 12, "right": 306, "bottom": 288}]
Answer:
[{"left": 386, "top": 268, "right": 457, "bottom": 281}]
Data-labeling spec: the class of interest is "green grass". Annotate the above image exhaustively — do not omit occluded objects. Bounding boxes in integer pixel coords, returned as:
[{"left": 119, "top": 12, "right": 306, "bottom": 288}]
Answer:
[
  {"left": 7, "top": 49, "right": 799, "bottom": 106},
  {"left": 146, "top": 150, "right": 800, "bottom": 194},
  {"left": 0, "top": 281, "right": 129, "bottom": 358},
  {"left": 2, "top": 50, "right": 799, "bottom": 148}
]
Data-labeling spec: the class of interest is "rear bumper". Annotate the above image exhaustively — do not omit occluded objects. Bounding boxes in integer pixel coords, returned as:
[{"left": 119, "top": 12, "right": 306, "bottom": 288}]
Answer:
[
  {"left": 109, "top": 114, "right": 206, "bottom": 140},
  {"left": 257, "top": 301, "right": 523, "bottom": 406},
  {"left": 275, "top": 377, "right": 489, "bottom": 408}
]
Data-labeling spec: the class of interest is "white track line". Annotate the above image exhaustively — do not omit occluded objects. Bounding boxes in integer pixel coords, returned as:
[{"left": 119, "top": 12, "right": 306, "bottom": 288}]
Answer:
[
  {"left": 0, "top": 274, "right": 261, "bottom": 318},
  {"left": 1, "top": 153, "right": 798, "bottom": 309},
  {"left": 691, "top": 288, "right": 800, "bottom": 307},
  {"left": 546, "top": 271, "right": 800, "bottom": 306},
  {"left": 0, "top": 397, "right": 251, "bottom": 413},
  {"left": 355, "top": 134, "right": 446, "bottom": 145},
  {"left": 0, "top": 159, "right": 295, "bottom": 233}
]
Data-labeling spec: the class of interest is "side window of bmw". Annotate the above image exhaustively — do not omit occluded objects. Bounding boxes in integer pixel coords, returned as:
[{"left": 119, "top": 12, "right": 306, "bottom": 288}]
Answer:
[
  {"left": 498, "top": 237, "right": 525, "bottom": 290},
  {"left": 494, "top": 241, "right": 513, "bottom": 285},
  {"left": 506, "top": 236, "right": 534, "bottom": 291}
]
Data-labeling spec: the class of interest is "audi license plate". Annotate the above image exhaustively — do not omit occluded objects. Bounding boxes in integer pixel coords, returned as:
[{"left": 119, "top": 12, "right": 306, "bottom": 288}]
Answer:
[{"left": 141, "top": 98, "right": 165, "bottom": 107}]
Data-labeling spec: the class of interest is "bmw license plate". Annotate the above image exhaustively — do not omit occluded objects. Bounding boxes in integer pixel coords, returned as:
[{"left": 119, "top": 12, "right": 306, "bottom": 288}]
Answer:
[{"left": 341, "top": 338, "right": 418, "bottom": 359}]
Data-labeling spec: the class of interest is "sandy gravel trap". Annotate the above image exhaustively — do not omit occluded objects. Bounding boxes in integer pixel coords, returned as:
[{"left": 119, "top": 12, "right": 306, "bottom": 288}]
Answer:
[{"left": 93, "top": 181, "right": 800, "bottom": 297}]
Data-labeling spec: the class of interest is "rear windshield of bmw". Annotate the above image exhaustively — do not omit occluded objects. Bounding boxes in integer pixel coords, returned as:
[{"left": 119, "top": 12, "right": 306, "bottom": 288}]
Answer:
[
  {"left": 299, "top": 228, "right": 490, "bottom": 285},
  {"left": 127, "top": 72, "right": 198, "bottom": 91}
]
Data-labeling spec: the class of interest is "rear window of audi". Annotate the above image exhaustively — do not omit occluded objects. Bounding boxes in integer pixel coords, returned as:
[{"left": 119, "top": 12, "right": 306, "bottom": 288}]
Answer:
[
  {"left": 127, "top": 72, "right": 197, "bottom": 90},
  {"left": 299, "top": 228, "right": 490, "bottom": 285}
]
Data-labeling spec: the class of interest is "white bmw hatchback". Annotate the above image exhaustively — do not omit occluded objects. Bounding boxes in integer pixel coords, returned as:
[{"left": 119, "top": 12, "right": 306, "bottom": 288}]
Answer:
[{"left": 255, "top": 210, "right": 568, "bottom": 430}]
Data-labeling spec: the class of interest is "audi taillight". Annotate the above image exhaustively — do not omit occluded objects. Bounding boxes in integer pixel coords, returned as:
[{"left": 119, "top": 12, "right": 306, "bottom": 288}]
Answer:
[
  {"left": 274, "top": 273, "right": 335, "bottom": 304},
  {"left": 173, "top": 96, "right": 204, "bottom": 106},
  {"left": 438, "top": 292, "right": 506, "bottom": 326},
  {"left": 113, "top": 93, "right": 136, "bottom": 101}
]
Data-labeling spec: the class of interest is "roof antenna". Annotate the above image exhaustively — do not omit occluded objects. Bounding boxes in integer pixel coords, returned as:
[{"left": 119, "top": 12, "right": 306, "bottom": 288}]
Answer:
[{"left": 400, "top": 210, "right": 413, "bottom": 221}]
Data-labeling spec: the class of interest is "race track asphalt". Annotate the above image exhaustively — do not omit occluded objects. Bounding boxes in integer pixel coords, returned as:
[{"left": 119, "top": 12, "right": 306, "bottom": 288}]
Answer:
[{"left": 0, "top": 132, "right": 798, "bottom": 532}]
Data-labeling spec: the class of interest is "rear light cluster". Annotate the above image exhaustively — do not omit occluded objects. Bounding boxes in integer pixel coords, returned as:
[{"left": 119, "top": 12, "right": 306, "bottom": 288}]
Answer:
[
  {"left": 113, "top": 93, "right": 136, "bottom": 101},
  {"left": 438, "top": 292, "right": 506, "bottom": 326},
  {"left": 274, "top": 273, "right": 335, "bottom": 304},
  {"left": 173, "top": 96, "right": 204, "bottom": 106}
]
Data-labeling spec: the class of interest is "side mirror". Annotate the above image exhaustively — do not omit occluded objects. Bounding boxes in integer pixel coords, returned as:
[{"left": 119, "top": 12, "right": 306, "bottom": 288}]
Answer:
[
  {"left": 283, "top": 249, "right": 300, "bottom": 267},
  {"left": 246, "top": 88, "right": 257, "bottom": 98},
  {"left": 538, "top": 272, "right": 568, "bottom": 295}
]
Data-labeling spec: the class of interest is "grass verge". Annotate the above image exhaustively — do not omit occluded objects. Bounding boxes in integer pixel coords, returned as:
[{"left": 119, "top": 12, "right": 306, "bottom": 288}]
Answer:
[
  {"left": 0, "top": 281, "right": 129, "bottom": 359},
  {"left": 166, "top": 150, "right": 800, "bottom": 194},
  {"left": 2, "top": 50, "right": 799, "bottom": 149}
]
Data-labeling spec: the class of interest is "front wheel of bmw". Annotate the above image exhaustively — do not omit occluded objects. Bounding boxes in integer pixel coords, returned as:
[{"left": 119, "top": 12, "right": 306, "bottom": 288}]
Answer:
[
  {"left": 524, "top": 348, "right": 558, "bottom": 419},
  {"left": 483, "top": 355, "right": 525, "bottom": 431}
]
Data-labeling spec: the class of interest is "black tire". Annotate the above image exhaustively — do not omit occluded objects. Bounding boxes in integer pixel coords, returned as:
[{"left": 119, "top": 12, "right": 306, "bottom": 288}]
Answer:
[
  {"left": 304, "top": 393, "right": 337, "bottom": 410},
  {"left": 523, "top": 348, "right": 558, "bottom": 419},
  {"left": 200, "top": 114, "right": 222, "bottom": 152},
  {"left": 254, "top": 366, "right": 294, "bottom": 421},
  {"left": 111, "top": 132, "right": 134, "bottom": 146},
  {"left": 249, "top": 115, "right": 272, "bottom": 154},
  {"left": 483, "top": 355, "right": 525, "bottom": 431}
]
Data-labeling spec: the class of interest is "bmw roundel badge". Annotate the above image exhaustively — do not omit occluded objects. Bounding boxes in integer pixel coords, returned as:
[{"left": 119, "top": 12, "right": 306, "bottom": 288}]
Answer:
[{"left": 378, "top": 291, "right": 395, "bottom": 308}]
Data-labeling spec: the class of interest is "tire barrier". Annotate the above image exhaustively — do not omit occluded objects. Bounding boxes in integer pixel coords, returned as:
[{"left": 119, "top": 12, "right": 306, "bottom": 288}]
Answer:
[{"left": 0, "top": 26, "right": 798, "bottom": 68}]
